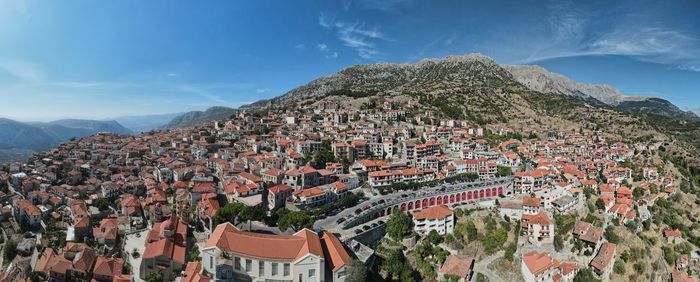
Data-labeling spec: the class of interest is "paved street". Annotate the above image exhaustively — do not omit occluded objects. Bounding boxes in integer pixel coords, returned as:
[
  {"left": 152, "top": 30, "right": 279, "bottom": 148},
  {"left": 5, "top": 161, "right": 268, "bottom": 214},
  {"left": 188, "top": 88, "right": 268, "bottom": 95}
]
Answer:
[
  {"left": 124, "top": 229, "right": 148, "bottom": 282},
  {"left": 472, "top": 250, "right": 504, "bottom": 282}
]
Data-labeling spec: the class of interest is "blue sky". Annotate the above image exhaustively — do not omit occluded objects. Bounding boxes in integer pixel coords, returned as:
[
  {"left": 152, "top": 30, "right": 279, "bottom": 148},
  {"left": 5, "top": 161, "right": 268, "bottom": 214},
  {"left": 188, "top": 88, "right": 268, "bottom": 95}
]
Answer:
[{"left": 0, "top": 0, "right": 699, "bottom": 121}]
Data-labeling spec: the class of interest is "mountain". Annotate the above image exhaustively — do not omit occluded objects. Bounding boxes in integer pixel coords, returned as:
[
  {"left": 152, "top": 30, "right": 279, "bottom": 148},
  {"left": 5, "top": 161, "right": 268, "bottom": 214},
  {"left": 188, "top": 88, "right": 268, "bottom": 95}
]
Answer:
[
  {"left": 164, "top": 106, "right": 237, "bottom": 128},
  {"left": 47, "top": 119, "right": 134, "bottom": 135},
  {"left": 0, "top": 118, "right": 133, "bottom": 163},
  {"left": 504, "top": 64, "right": 699, "bottom": 121},
  {"left": 0, "top": 118, "right": 61, "bottom": 152},
  {"left": 114, "top": 112, "right": 184, "bottom": 132},
  {"left": 256, "top": 53, "right": 700, "bottom": 173}
]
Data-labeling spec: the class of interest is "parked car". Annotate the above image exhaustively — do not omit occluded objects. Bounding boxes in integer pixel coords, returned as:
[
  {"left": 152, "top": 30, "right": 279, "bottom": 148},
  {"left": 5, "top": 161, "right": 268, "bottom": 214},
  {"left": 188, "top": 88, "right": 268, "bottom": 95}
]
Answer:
[{"left": 336, "top": 218, "right": 346, "bottom": 224}]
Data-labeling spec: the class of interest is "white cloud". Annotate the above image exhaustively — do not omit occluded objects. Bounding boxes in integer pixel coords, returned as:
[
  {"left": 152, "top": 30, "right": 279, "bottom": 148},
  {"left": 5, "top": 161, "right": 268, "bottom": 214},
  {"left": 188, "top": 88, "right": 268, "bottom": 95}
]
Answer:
[
  {"left": 519, "top": 1, "right": 700, "bottom": 71},
  {"left": 317, "top": 43, "right": 338, "bottom": 59},
  {"left": 317, "top": 14, "right": 388, "bottom": 59},
  {"left": 294, "top": 43, "right": 306, "bottom": 49},
  {"left": 256, "top": 88, "right": 270, "bottom": 93},
  {"left": 166, "top": 73, "right": 177, "bottom": 77}
]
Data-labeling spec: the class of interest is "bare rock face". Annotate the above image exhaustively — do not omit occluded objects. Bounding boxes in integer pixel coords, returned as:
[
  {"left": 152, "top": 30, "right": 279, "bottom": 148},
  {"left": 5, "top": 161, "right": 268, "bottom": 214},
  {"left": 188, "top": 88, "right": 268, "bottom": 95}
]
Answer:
[{"left": 504, "top": 64, "right": 697, "bottom": 120}]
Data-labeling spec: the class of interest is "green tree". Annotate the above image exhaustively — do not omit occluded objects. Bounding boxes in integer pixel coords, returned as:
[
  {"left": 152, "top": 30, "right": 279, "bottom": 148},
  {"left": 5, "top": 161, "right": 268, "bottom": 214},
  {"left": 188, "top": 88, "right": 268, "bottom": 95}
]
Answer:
[
  {"left": 3, "top": 240, "right": 17, "bottom": 264},
  {"left": 614, "top": 260, "right": 625, "bottom": 274},
  {"left": 277, "top": 211, "right": 314, "bottom": 232},
  {"left": 345, "top": 259, "right": 367, "bottom": 282},
  {"left": 496, "top": 166, "right": 513, "bottom": 177},
  {"left": 604, "top": 226, "right": 620, "bottom": 244},
  {"left": 94, "top": 197, "right": 110, "bottom": 210},
  {"left": 145, "top": 270, "right": 164, "bottom": 282},
  {"left": 476, "top": 273, "right": 489, "bottom": 282},
  {"left": 425, "top": 230, "right": 443, "bottom": 246},
  {"left": 595, "top": 198, "right": 605, "bottom": 210},
  {"left": 504, "top": 242, "right": 517, "bottom": 261},
  {"left": 573, "top": 268, "right": 601, "bottom": 282},
  {"left": 482, "top": 228, "right": 507, "bottom": 254},
  {"left": 386, "top": 209, "right": 411, "bottom": 241},
  {"left": 554, "top": 234, "right": 564, "bottom": 252}
]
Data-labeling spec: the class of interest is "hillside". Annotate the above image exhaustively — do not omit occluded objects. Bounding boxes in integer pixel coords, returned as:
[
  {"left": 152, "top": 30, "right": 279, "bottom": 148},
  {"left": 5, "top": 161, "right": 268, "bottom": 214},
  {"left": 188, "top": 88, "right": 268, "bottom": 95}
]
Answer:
[
  {"left": 0, "top": 118, "right": 133, "bottom": 163},
  {"left": 164, "top": 106, "right": 237, "bottom": 128},
  {"left": 505, "top": 64, "right": 698, "bottom": 120},
  {"left": 256, "top": 53, "right": 700, "bottom": 176}
]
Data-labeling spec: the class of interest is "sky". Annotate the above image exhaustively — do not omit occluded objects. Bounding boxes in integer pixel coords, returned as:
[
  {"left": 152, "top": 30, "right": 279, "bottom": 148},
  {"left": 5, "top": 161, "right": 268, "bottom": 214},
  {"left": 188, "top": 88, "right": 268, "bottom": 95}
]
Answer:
[{"left": 0, "top": 0, "right": 699, "bottom": 121}]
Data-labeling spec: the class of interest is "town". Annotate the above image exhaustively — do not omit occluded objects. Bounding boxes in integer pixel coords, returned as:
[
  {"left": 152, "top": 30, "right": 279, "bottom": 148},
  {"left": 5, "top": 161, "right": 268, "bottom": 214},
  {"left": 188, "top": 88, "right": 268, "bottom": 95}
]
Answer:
[{"left": 0, "top": 97, "right": 694, "bottom": 282}]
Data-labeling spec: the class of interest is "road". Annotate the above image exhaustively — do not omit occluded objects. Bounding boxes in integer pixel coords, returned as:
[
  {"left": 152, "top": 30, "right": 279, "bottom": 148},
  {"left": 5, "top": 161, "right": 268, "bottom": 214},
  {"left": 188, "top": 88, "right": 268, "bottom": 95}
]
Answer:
[{"left": 472, "top": 250, "right": 504, "bottom": 282}]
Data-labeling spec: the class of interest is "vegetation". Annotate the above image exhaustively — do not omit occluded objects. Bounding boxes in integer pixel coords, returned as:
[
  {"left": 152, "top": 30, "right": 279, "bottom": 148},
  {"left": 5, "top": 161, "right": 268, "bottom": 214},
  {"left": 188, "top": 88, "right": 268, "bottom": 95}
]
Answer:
[
  {"left": 386, "top": 209, "right": 412, "bottom": 241},
  {"left": 145, "top": 270, "right": 164, "bottom": 282},
  {"left": 277, "top": 210, "right": 314, "bottom": 232},
  {"left": 573, "top": 268, "right": 601, "bottom": 282},
  {"left": 345, "top": 260, "right": 368, "bottom": 282},
  {"left": 3, "top": 240, "right": 17, "bottom": 265},
  {"left": 604, "top": 226, "right": 620, "bottom": 244}
]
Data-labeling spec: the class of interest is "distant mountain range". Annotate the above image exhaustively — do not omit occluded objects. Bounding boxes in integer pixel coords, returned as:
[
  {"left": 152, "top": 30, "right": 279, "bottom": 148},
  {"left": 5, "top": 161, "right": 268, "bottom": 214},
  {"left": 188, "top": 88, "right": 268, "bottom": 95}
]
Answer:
[
  {"left": 504, "top": 65, "right": 699, "bottom": 121},
  {"left": 163, "top": 106, "right": 237, "bottom": 129},
  {"left": 0, "top": 118, "right": 133, "bottom": 163},
  {"left": 113, "top": 112, "right": 185, "bottom": 133}
]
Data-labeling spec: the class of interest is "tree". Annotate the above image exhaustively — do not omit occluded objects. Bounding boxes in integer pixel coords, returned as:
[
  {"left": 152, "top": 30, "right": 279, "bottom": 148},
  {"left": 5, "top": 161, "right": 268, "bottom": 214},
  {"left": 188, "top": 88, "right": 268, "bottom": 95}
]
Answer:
[
  {"left": 573, "top": 268, "right": 601, "bottom": 282},
  {"left": 554, "top": 234, "right": 564, "bottom": 252},
  {"left": 277, "top": 211, "right": 314, "bottom": 232},
  {"left": 455, "top": 220, "right": 478, "bottom": 242},
  {"left": 94, "top": 197, "right": 110, "bottom": 210},
  {"left": 632, "top": 188, "right": 644, "bottom": 199},
  {"left": 3, "top": 240, "right": 17, "bottom": 264},
  {"left": 205, "top": 135, "right": 217, "bottom": 144},
  {"left": 382, "top": 249, "right": 407, "bottom": 280},
  {"left": 425, "top": 230, "right": 443, "bottom": 246},
  {"left": 614, "top": 260, "right": 625, "bottom": 274},
  {"left": 595, "top": 198, "right": 605, "bottom": 210},
  {"left": 496, "top": 166, "right": 513, "bottom": 177},
  {"left": 482, "top": 228, "right": 507, "bottom": 254},
  {"left": 604, "top": 226, "right": 620, "bottom": 244},
  {"left": 504, "top": 242, "right": 517, "bottom": 261},
  {"left": 386, "top": 209, "right": 411, "bottom": 241},
  {"left": 476, "top": 273, "right": 489, "bottom": 282},
  {"left": 145, "top": 270, "right": 164, "bottom": 282},
  {"left": 345, "top": 260, "right": 367, "bottom": 282}
]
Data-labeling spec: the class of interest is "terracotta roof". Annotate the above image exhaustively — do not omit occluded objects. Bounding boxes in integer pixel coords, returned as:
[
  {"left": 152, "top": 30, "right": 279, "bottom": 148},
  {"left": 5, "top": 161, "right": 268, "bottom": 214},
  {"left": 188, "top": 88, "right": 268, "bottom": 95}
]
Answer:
[
  {"left": 590, "top": 242, "right": 616, "bottom": 272},
  {"left": 439, "top": 255, "right": 474, "bottom": 278},
  {"left": 412, "top": 205, "right": 453, "bottom": 220},
  {"left": 523, "top": 251, "right": 555, "bottom": 277},
  {"left": 204, "top": 223, "right": 324, "bottom": 261},
  {"left": 93, "top": 257, "right": 124, "bottom": 278},
  {"left": 522, "top": 196, "right": 541, "bottom": 207},
  {"left": 320, "top": 231, "right": 351, "bottom": 272},
  {"left": 181, "top": 261, "right": 211, "bottom": 282}
]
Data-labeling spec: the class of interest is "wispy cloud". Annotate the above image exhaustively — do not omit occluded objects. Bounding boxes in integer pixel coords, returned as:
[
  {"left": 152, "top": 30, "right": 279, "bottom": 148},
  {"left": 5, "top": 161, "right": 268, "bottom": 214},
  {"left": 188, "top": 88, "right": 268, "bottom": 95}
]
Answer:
[
  {"left": 521, "top": 0, "right": 700, "bottom": 71},
  {"left": 318, "top": 13, "right": 388, "bottom": 59},
  {"left": 317, "top": 43, "right": 339, "bottom": 58},
  {"left": 256, "top": 88, "right": 270, "bottom": 93}
]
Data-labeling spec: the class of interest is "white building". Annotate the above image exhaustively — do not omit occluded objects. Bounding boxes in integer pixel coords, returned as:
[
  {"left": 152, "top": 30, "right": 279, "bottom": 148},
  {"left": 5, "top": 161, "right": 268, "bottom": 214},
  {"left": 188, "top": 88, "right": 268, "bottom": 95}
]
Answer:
[
  {"left": 201, "top": 223, "right": 350, "bottom": 282},
  {"left": 412, "top": 205, "right": 454, "bottom": 235}
]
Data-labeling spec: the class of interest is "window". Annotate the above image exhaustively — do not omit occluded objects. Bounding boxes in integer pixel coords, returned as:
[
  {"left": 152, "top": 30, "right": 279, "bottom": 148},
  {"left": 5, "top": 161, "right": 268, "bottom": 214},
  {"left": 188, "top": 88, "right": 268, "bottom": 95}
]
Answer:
[
  {"left": 245, "top": 259, "right": 252, "bottom": 272},
  {"left": 272, "top": 263, "right": 278, "bottom": 275},
  {"left": 309, "top": 269, "right": 315, "bottom": 278},
  {"left": 234, "top": 257, "right": 241, "bottom": 271},
  {"left": 283, "top": 263, "right": 290, "bottom": 276},
  {"left": 258, "top": 261, "right": 264, "bottom": 275}
]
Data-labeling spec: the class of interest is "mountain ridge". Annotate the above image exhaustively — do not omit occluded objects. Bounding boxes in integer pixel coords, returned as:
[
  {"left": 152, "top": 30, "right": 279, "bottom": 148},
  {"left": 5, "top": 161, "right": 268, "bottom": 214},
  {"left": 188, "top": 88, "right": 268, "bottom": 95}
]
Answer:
[{"left": 0, "top": 118, "right": 133, "bottom": 163}]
